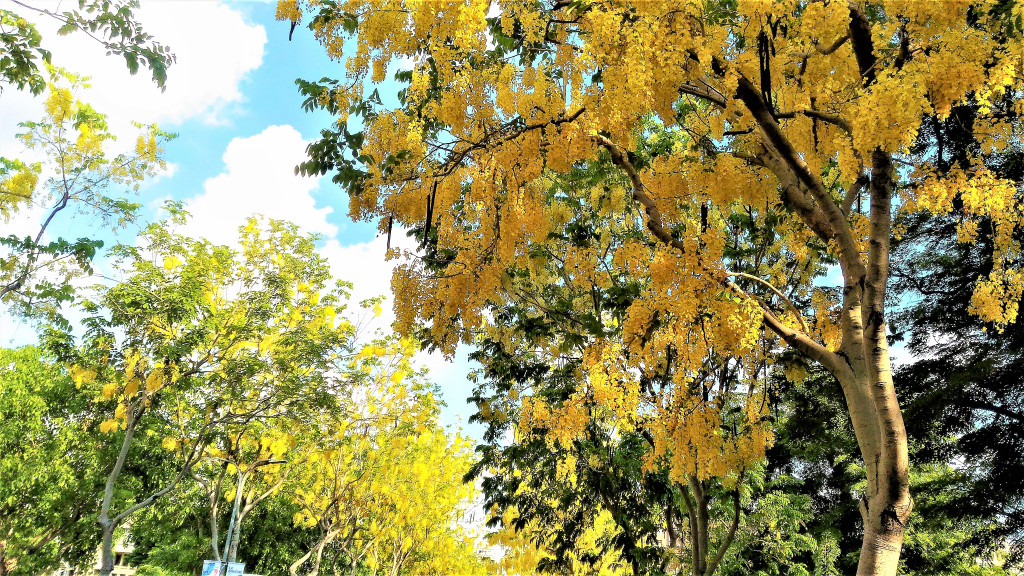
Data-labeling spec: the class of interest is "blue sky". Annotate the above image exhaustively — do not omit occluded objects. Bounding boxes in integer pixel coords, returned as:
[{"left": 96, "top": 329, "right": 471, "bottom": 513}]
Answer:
[{"left": 0, "top": 0, "right": 482, "bottom": 439}]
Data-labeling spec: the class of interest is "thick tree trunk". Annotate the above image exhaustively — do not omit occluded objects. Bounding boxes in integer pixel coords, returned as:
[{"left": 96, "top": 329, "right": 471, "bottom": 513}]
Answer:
[
  {"left": 846, "top": 337, "right": 913, "bottom": 576},
  {"left": 848, "top": 151, "right": 912, "bottom": 576},
  {"left": 742, "top": 98, "right": 912, "bottom": 576},
  {"left": 859, "top": 522, "right": 908, "bottom": 576},
  {"left": 825, "top": 240, "right": 913, "bottom": 576}
]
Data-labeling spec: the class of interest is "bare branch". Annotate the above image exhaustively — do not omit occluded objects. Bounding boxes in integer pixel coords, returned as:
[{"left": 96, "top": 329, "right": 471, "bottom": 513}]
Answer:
[{"left": 775, "top": 108, "right": 852, "bottom": 134}]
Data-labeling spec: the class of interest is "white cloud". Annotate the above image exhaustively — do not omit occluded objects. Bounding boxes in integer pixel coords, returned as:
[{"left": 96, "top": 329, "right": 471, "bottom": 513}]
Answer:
[
  {"left": 319, "top": 233, "right": 482, "bottom": 436},
  {"left": 47, "top": 1, "right": 265, "bottom": 128},
  {"left": 0, "top": 0, "right": 268, "bottom": 277},
  {"left": 179, "top": 124, "right": 336, "bottom": 245},
  {"left": 321, "top": 235, "right": 401, "bottom": 316},
  {"left": 0, "top": 0, "right": 266, "bottom": 156}
]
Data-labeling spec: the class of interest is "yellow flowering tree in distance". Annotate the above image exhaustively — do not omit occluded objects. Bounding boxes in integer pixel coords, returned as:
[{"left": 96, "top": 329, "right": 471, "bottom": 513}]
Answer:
[
  {"left": 45, "top": 213, "right": 356, "bottom": 576},
  {"left": 0, "top": 69, "right": 170, "bottom": 317},
  {"left": 284, "top": 368, "right": 485, "bottom": 576},
  {"left": 279, "top": 1, "right": 1024, "bottom": 574}
]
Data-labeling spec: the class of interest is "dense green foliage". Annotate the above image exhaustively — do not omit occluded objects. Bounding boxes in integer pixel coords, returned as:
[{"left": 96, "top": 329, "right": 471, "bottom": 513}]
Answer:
[{"left": 0, "top": 347, "right": 102, "bottom": 574}]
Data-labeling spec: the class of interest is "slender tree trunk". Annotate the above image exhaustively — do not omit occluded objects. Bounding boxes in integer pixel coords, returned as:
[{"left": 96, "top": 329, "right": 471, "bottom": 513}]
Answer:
[
  {"left": 194, "top": 468, "right": 226, "bottom": 561},
  {"left": 289, "top": 548, "right": 315, "bottom": 576},
  {"left": 98, "top": 524, "right": 116, "bottom": 576},
  {"left": 209, "top": 500, "right": 222, "bottom": 561},
  {"left": 225, "top": 459, "right": 290, "bottom": 563},
  {"left": 737, "top": 88, "right": 912, "bottom": 576},
  {"left": 228, "top": 509, "right": 243, "bottom": 562},
  {"left": 95, "top": 400, "right": 200, "bottom": 576},
  {"left": 687, "top": 477, "right": 709, "bottom": 576},
  {"left": 676, "top": 478, "right": 740, "bottom": 576},
  {"left": 224, "top": 471, "right": 247, "bottom": 563},
  {"left": 0, "top": 540, "right": 10, "bottom": 576},
  {"left": 97, "top": 412, "right": 139, "bottom": 576},
  {"left": 837, "top": 151, "right": 912, "bottom": 576},
  {"left": 310, "top": 532, "right": 335, "bottom": 576},
  {"left": 289, "top": 529, "right": 339, "bottom": 576}
]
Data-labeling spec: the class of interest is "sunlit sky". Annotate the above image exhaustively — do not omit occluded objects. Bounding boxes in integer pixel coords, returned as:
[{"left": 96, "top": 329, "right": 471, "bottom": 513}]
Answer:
[{"left": 0, "top": 0, "right": 483, "bottom": 439}]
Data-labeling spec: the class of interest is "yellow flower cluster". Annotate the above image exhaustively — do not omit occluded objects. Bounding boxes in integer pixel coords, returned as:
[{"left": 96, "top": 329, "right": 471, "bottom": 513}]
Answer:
[
  {"left": 904, "top": 164, "right": 1023, "bottom": 328},
  {"left": 638, "top": 385, "right": 773, "bottom": 484},
  {"left": 0, "top": 162, "right": 39, "bottom": 219},
  {"left": 285, "top": 0, "right": 1024, "bottom": 484}
]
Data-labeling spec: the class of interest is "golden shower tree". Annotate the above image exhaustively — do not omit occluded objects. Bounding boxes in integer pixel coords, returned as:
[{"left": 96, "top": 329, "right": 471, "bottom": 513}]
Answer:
[{"left": 280, "top": 1, "right": 1024, "bottom": 574}]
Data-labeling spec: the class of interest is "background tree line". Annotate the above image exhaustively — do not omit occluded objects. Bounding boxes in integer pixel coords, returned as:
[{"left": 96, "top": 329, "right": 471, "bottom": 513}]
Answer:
[{"left": 1, "top": 5, "right": 486, "bottom": 576}]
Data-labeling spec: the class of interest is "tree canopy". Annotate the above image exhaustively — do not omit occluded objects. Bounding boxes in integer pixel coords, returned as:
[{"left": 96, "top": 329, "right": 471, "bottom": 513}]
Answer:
[
  {"left": 281, "top": 1, "right": 1024, "bottom": 574},
  {"left": 0, "top": 71, "right": 170, "bottom": 320},
  {"left": 4, "top": 3, "right": 1024, "bottom": 576}
]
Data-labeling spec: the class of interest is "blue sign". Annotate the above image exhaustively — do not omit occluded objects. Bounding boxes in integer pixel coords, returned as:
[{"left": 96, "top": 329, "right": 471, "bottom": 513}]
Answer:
[{"left": 201, "top": 561, "right": 221, "bottom": 576}]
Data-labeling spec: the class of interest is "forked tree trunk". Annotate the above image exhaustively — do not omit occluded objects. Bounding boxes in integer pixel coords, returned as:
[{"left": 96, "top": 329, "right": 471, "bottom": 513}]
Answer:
[
  {"left": 675, "top": 477, "right": 740, "bottom": 576},
  {"left": 727, "top": 35, "right": 913, "bottom": 571},
  {"left": 96, "top": 400, "right": 199, "bottom": 576},
  {"left": 601, "top": 129, "right": 914, "bottom": 576},
  {"left": 599, "top": 83, "right": 913, "bottom": 575}
]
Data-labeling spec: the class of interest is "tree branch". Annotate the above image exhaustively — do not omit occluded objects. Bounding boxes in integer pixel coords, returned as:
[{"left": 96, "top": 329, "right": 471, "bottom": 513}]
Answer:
[
  {"left": 732, "top": 74, "right": 864, "bottom": 278},
  {"left": 592, "top": 135, "right": 687, "bottom": 255},
  {"left": 725, "top": 271, "right": 810, "bottom": 333},
  {"left": 677, "top": 484, "right": 701, "bottom": 576},
  {"left": 848, "top": 4, "right": 878, "bottom": 86},
  {"left": 754, "top": 288, "right": 854, "bottom": 382},
  {"left": 595, "top": 134, "right": 852, "bottom": 379},
  {"left": 817, "top": 33, "right": 850, "bottom": 55},
  {"left": 678, "top": 83, "right": 727, "bottom": 107},
  {"left": 842, "top": 173, "right": 870, "bottom": 216},
  {"left": 965, "top": 400, "right": 1024, "bottom": 423},
  {"left": 775, "top": 108, "right": 852, "bottom": 134},
  {"left": 704, "top": 489, "right": 741, "bottom": 576}
]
